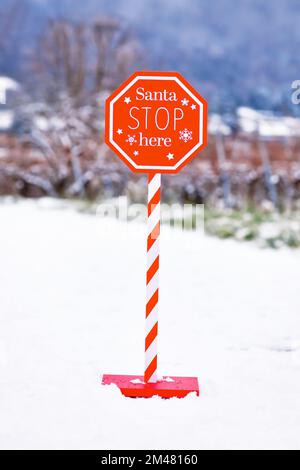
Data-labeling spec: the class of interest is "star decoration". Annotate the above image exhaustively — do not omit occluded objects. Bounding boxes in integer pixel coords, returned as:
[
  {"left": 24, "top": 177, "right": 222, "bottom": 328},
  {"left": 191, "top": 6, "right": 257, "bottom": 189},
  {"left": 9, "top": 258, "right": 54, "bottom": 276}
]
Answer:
[
  {"left": 181, "top": 98, "right": 189, "bottom": 106},
  {"left": 133, "top": 150, "right": 139, "bottom": 156},
  {"left": 166, "top": 153, "right": 174, "bottom": 160},
  {"left": 117, "top": 128, "right": 123, "bottom": 135},
  {"left": 191, "top": 104, "right": 197, "bottom": 110},
  {"left": 124, "top": 96, "right": 131, "bottom": 104}
]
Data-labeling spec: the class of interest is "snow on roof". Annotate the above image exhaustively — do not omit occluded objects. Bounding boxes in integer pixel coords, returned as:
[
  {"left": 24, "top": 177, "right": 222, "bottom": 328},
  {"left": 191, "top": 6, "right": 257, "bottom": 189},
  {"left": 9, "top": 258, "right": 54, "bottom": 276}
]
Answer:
[
  {"left": 0, "top": 111, "right": 14, "bottom": 131},
  {"left": 0, "top": 77, "right": 20, "bottom": 107},
  {"left": 237, "top": 107, "right": 300, "bottom": 138},
  {"left": 209, "top": 114, "right": 231, "bottom": 136},
  {"left": 0, "top": 76, "right": 20, "bottom": 92}
]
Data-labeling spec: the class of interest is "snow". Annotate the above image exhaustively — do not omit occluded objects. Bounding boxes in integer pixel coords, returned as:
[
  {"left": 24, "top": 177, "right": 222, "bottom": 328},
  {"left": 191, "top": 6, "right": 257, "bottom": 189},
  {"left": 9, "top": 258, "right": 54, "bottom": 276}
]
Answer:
[
  {"left": 0, "top": 76, "right": 20, "bottom": 109},
  {"left": 209, "top": 114, "right": 231, "bottom": 136},
  {"left": 0, "top": 111, "right": 14, "bottom": 131},
  {"left": 0, "top": 200, "right": 300, "bottom": 450},
  {"left": 0, "top": 76, "right": 20, "bottom": 130},
  {"left": 238, "top": 107, "right": 300, "bottom": 138},
  {"left": 0, "top": 77, "right": 19, "bottom": 98}
]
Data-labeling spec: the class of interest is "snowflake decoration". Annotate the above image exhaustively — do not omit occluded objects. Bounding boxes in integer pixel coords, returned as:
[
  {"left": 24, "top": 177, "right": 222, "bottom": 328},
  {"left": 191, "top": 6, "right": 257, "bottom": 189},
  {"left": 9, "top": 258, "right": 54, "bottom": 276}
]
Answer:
[
  {"left": 126, "top": 134, "right": 137, "bottom": 146},
  {"left": 179, "top": 128, "right": 193, "bottom": 143}
]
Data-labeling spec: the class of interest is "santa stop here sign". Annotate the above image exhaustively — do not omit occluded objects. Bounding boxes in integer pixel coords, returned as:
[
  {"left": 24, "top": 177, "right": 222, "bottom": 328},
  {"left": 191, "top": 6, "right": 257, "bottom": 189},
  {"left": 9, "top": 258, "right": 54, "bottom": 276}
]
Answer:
[
  {"left": 102, "top": 71, "right": 208, "bottom": 398},
  {"left": 105, "top": 71, "right": 208, "bottom": 173}
]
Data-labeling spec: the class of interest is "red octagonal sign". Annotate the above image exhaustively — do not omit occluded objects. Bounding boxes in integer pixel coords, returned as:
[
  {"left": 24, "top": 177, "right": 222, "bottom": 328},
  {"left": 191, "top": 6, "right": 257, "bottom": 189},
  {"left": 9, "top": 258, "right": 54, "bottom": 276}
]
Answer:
[{"left": 105, "top": 71, "right": 208, "bottom": 173}]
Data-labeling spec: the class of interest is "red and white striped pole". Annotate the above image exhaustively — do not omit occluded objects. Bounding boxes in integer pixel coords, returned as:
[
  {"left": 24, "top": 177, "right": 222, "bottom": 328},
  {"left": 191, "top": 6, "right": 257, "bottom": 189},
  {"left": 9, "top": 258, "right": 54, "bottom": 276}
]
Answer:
[
  {"left": 145, "top": 173, "right": 161, "bottom": 383},
  {"left": 103, "top": 169, "right": 200, "bottom": 397}
]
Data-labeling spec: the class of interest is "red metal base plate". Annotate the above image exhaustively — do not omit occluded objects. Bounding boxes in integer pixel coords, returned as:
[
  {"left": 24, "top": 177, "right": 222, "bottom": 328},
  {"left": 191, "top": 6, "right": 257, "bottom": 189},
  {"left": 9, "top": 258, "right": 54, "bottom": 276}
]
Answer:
[{"left": 102, "top": 374, "right": 199, "bottom": 398}]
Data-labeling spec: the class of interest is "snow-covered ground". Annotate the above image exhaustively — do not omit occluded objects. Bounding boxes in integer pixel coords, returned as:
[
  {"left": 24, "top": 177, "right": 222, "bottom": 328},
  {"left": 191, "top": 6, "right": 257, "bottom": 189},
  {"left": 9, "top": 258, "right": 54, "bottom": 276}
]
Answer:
[{"left": 0, "top": 200, "right": 300, "bottom": 450}]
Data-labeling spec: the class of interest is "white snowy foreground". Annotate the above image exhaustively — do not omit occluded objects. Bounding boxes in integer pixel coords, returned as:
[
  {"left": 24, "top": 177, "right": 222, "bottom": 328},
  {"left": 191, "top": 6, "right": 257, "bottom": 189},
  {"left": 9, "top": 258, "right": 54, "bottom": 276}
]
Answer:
[{"left": 0, "top": 200, "right": 300, "bottom": 450}]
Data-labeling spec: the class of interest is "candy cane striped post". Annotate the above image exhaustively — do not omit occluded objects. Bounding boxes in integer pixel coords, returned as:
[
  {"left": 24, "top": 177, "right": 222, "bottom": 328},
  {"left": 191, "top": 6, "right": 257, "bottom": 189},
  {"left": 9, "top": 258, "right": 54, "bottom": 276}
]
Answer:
[
  {"left": 145, "top": 173, "right": 161, "bottom": 383},
  {"left": 103, "top": 169, "right": 200, "bottom": 397}
]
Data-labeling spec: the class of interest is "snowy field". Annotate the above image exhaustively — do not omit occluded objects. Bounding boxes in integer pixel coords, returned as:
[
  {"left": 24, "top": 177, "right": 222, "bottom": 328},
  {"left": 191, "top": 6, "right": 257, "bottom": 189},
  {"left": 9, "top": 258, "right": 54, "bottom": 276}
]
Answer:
[{"left": 0, "top": 200, "right": 300, "bottom": 450}]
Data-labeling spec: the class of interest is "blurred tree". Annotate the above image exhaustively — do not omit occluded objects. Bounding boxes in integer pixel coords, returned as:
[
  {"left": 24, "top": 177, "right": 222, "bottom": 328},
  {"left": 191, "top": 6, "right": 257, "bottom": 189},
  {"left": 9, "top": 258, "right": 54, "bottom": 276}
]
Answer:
[{"left": 29, "top": 17, "right": 141, "bottom": 102}]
